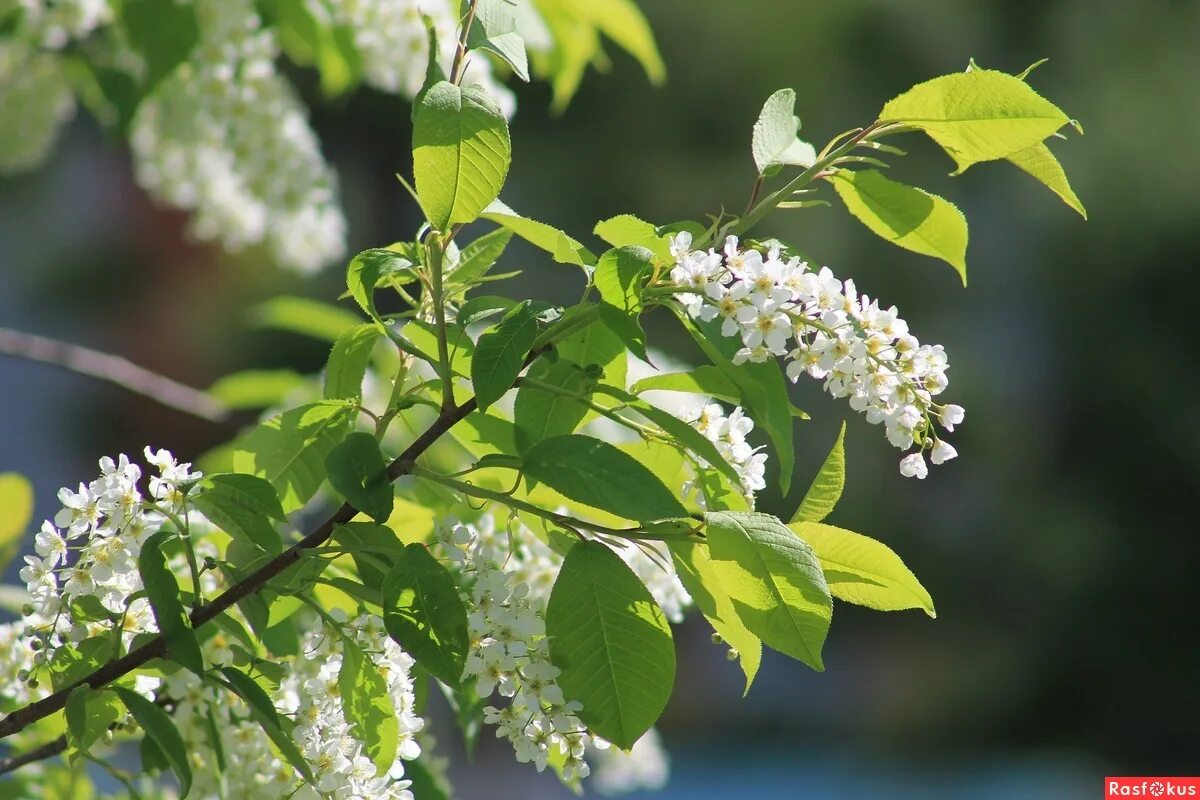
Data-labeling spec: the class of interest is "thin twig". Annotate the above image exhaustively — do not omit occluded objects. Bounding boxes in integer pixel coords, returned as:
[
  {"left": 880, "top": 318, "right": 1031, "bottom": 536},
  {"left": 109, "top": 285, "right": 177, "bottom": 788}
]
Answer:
[
  {"left": 0, "top": 326, "right": 231, "bottom": 423},
  {"left": 0, "top": 734, "right": 65, "bottom": 776},
  {"left": 451, "top": 0, "right": 480, "bottom": 86}
]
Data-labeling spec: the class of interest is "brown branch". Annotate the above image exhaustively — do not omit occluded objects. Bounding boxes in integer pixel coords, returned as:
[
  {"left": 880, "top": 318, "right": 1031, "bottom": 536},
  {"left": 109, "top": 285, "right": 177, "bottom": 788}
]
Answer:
[
  {"left": 0, "top": 326, "right": 231, "bottom": 424},
  {"left": 450, "top": 0, "right": 480, "bottom": 86},
  {"left": 0, "top": 734, "right": 65, "bottom": 776},
  {"left": 0, "top": 393, "right": 481, "bottom": 742}
]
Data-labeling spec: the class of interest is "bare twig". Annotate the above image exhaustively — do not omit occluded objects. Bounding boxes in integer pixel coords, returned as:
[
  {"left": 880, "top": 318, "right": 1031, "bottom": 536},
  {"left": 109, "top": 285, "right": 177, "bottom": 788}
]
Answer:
[
  {"left": 0, "top": 326, "right": 231, "bottom": 423},
  {"left": 0, "top": 735, "right": 65, "bottom": 776}
]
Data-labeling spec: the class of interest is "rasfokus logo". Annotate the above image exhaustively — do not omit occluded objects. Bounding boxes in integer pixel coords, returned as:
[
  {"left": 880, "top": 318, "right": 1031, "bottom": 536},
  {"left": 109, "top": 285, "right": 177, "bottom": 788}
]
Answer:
[{"left": 1106, "top": 778, "right": 1200, "bottom": 798}]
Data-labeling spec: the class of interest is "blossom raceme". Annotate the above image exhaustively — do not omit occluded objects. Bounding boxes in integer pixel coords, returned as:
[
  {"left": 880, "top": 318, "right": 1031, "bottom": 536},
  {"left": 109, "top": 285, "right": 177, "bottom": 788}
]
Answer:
[{"left": 669, "top": 232, "right": 965, "bottom": 478}]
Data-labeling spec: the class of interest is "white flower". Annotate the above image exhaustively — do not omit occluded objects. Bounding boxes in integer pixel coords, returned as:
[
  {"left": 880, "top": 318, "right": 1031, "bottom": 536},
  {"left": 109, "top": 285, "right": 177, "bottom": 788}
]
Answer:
[
  {"left": 899, "top": 453, "right": 928, "bottom": 479},
  {"left": 670, "top": 235, "right": 965, "bottom": 476},
  {"left": 930, "top": 439, "right": 958, "bottom": 465}
]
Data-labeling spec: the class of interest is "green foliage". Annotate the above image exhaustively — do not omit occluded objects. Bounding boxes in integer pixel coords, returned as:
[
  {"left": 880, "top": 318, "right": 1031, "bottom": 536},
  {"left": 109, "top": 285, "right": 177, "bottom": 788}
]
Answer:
[
  {"left": 339, "top": 641, "right": 399, "bottom": 773},
  {"left": 118, "top": 0, "right": 199, "bottom": 98},
  {"left": 346, "top": 248, "right": 417, "bottom": 326},
  {"left": 450, "top": 227, "right": 515, "bottom": 290},
  {"left": 594, "top": 246, "right": 653, "bottom": 360},
  {"left": 546, "top": 541, "right": 675, "bottom": 749},
  {"left": 232, "top": 401, "right": 357, "bottom": 512},
  {"left": 513, "top": 359, "right": 594, "bottom": 452},
  {"left": 593, "top": 215, "right": 672, "bottom": 261},
  {"left": 703, "top": 511, "right": 832, "bottom": 671},
  {"left": 325, "top": 432, "right": 394, "bottom": 523},
  {"left": 138, "top": 531, "right": 205, "bottom": 675},
  {"left": 630, "top": 366, "right": 739, "bottom": 403},
  {"left": 879, "top": 68, "right": 1071, "bottom": 174},
  {"left": 1006, "top": 141, "right": 1087, "bottom": 218},
  {"left": 522, "top": 434, "right": 686, "bottom": 521},
  {"left": 831, "top": 168, "right": 969, "bottom": 283},
  {"left": 791, "top": 422, "right": 846, "bottom": 524},
  {"left": 65, "top": 687, "right": 122, "bottom": 758},
  {"left": 789, "top": 522, "right": 935, "bottom": 617},
  {"left": 261, "top": 0, "right": 361, "bottom": 96},
  {"left": 752, "top": 89, "right": 817, "bottom": 176},
  {"left": 482, "top": 200, "right": 595, "bottom": 267},
  {"left": 113, "top": 686, "right": 192, "bottom": 796},
  {"left": 468, "top": 0, "right": 530, "bottom": 82},
  {"left": 532, "top": 0, "right": 665, "bottom": 112},
  {"left": 680, "top": 314, "right": 796, "bottom": 489},
  {"left": 250, "top": 296, "right": 362, "bottom": 342},
  {"left": 47, "top": 638, "right": 111, "bottom": 692},
  {"left": 194, "top": 474, "right": 287, "bottom": 555},
  {"left": 413, "top": 81, "right": 511, "bottom": 229},
  {"left": 217, "top": 667, "right": 314, "bottom": 782},
  {"left": 382, "top": 544, "right": 470, "bottom": 686},
  {"left": 669, "top": 541, "right": 762, "bottom": 692},
  {"left": 207, "top": 370, "right": 307, "bottom": 410},
  {"left": 471, "top": 299, "right": 542, "bottom": 410},
  {"left": 0, "top": 472, "right": 32, "bottom": 572}
]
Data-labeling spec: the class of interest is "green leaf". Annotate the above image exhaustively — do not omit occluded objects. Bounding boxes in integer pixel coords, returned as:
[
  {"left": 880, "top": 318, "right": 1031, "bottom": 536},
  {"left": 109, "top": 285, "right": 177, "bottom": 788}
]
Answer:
[
  {"left": 879, "top": 68, "right": 1071, "bottom": 173},
  {"left": 481, "top": 200, "right": 594, "bottom": 267},
  {"left": 193, "top": 474, "right": 286, "bottom": 555},
  {"left": 207, "top": 370, "right": 307, "bottom": 410},
  {"left": 324, "top": 324, "right": 380, "bottom": 401},
  {"left": 668, "top": 541, "right": 761, "bottom": 693},
  {"left": 138, "top": 530, "right": 205, "bottom": 676},
  {"left": 533, "top": 0, "right": 664, "bottom": 111},
  {"left": 346, "top": 248, "right": 416, "bottom": 325},
  {"left": 0, "top": 472, "right": 33, "bottom": 573},
  {"left": 332, "top": 522, "right": 405, "bottom": 588},
  {"left": 47, "top": 638, "right": 110, "bottom": 691},
  {"left": 217, "top": 666, "right": 314, "bottom": 782},
  {"left": 413, "top": 81, "right": 511, "bottom": 229},
  {"left": 788, "top": 521, "right": 935, "bottom": 617},
  {"left": 593, "top": 386, "right": 744, "bottom": 491},
  {"left": 1006, "top": 141, "right": 1087, "bottom": 219},
  {"left": 513, "top": 360, "right": 593, "bottom": 452},
  {"left": 752, "top": 88, "right": 816, "bottom": 176},
  {"left": 594, "top": 215, "right": 671, "bottom": 261},
  {"left": 382, "top": 543, "right": 470, "bottom": 686},
  {"left": 681, "top": 314, "right": 795, "bottom": 490},
  {"left": 262, "top": 0, "right": 361, "bottom": 97},
  {"left": 471, "top": 300, "right": 541, "bottom": 411},
  {"left": 325, "top": 432, "right": 394, "bottom": 524},
  {"left": 593, "top": 246, "right": 652, "bottom": 361},
  {"left": 250, "top": 296, "right": 362, "bottom": 342},
  {"left": 468, "top": 0, "right": 530, "bottom": 81},
  {"left": 338, "top": 640, "right": 399, "bottom": 774},
  {"left": 831, "top": 169, "right": 969, "bottom": 284},
  {"left": 119, "top": 0, "right": 199, "bottom": 97},
  {"left": 113, "top": 685, "right": 192, "bottom": 796},
  {"left": 65, "top": 687, "right": 122, "bottom": 757},
  {"left": 556, "top": 316, "right": 626, "bottom": 391},
  {"left": 456, "top": 295, "right": 515, "bottom": 328},
  {"left": 450, "top": 227, "right": 514, "bottom": 288},
  {"left": 791, "top": 422, "right": 846, "bottom": 524},
  {"left": 546, "top": 541, "right": 675, "bottom": 749},
  {"left": 232, "top": 401, "right": 357, "bottom": 512},
  {"left": 630, "top": 366, "right": 738, "bottom": 402},
  {"left": 703, "top": 511, "right": 832, "bottom": 670},
  {"left": 522, "top": 434, "right": 686, "bottom": 521}
]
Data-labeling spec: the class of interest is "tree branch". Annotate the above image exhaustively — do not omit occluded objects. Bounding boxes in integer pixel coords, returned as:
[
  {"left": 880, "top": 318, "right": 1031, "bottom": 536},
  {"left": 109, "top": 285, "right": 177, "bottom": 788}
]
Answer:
[
  {"left": 0, "top": 734, "right": 65, "bottom": 777},
  {"left": 0, "top": 326, "right": 231, "bottom": 423},
  {"left": 0, "top": 334, "right": 571, "bottom": 744}
]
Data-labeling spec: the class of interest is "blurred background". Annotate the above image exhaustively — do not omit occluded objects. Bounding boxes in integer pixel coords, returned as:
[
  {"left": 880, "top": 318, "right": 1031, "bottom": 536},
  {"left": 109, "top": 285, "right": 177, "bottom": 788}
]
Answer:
[{"left": 2, "top": 0, "right": 1198, "bottom": 797}]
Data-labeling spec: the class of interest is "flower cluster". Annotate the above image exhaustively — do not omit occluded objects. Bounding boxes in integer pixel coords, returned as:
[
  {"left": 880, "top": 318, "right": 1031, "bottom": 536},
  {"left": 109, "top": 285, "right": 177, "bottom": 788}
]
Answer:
[
  {"left": 18, "top": 447, "right": 202, "bottom": 668},
  {"left": 324, "top": 0, "right": 515, "bottom": 117},
  {"left": 130, "top": 0, "right": 345, "bottom": 273},
  {"left": 669, "top": 232, "right": 965, "bottom": 478},
  {"left": 278, "top": 612, "right": 424, "bottom": 799},
  {"left": 438, "top": 513, "right": 598, "bottom": 781},
  {"left": 437, "top": 511, "right": 680, "bottom": 787},
  {"left": 687, "top": 402, "right": 768, "bottom": 499}
]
